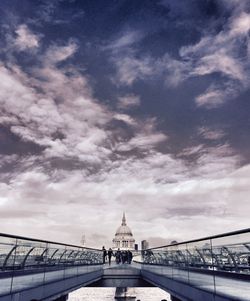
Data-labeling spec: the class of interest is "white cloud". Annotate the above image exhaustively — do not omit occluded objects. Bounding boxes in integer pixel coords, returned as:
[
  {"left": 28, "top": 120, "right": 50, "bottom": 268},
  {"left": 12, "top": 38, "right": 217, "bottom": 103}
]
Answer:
[
  {"left": 179, "top": 144, "right": 204, "bottom": 157},
  {"left": 198, "top": 127, "right": 225, "bottom": 140},
  {"left": 0, "top": 37, "right": 172, "bottom": 173},
  {"left": 109, "top": 7, "right": 250, "bottom": 107},
  {"left": 14, "top": 24, "right": 40, "bottom": 51},
  {"left": 0, "top": 155, "right": 19, "bottom": 168},
  {"left": 114, "top": 118, "right": 168, "bottom": 152},
  {"left": 105, "top": 31, "right": 142, "bottom": 51},
  {"left": 229, "top": 12, "right": 250, "bottom": 36},
  {"left": 179, "top": 10, "right": 250, "bottom": 108},
  {"left": 193, "top": 53, "right": 245, "bottom": 81},
  {"left": 195, "top": 145, "right": 239, "bottom": 178},
  {"left": 0, "top": 143, "right": 248, "bottom": 247},
  {"left": 113, "top": 54, "right": 154, "bottom": 85},
  {"left": 1, "top": 3, "right": 249, "bottom": 248},
  {"left": 195, "top": 88, "right": 226, "bottom": 108},
  {"left": 179, "top": 144, "right": 239, "bottom": 178},
  {"left": 45, "top": 41, "right": 78, "bottom": 64},
  {"left": 0, "top": 47, "right": 246, "bottom": 245},
  {"left": 117, "top": 94, "right": 141, "bottom": 109},
  {"left": 160, "top": 54, "right": 190, "bottom": 87},
  {"left": 113, "top": 113, "right": 137, "bottom": 126},
  {"left": 111, "top": 51, "right": 189, "bottom": 87},
  {"left": 0, "top": 64, "right": 37, "bottom": 115},
  {"left": 195, "top": 82, "right": 238, "bottom": 108},
  {"left": 0, "top": 57, "right": 111, "bottom": 164},
  {"left": 116, "top": 133, "right": 167, "bottom": 152}
]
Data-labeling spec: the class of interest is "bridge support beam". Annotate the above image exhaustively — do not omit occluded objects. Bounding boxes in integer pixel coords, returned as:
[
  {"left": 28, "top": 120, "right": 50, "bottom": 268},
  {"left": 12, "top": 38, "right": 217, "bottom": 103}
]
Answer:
[{"left": 53, "top": 294, "right": 68, "bottom": 301}]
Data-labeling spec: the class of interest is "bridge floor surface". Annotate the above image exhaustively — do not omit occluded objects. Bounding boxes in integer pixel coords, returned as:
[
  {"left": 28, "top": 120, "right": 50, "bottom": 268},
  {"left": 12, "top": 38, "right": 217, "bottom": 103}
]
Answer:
[
  {"left": 0, "top": 262, "right": 250, "bottom": 301},
  {"left": 141, "top": 265, "right": 250, "bottom": 301}
]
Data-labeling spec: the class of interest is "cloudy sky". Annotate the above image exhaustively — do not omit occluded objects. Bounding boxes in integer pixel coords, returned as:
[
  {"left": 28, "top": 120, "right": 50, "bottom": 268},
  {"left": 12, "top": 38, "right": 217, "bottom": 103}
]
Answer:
[{"left": 0, "top": 0, "right": 249, "bottom": 248}]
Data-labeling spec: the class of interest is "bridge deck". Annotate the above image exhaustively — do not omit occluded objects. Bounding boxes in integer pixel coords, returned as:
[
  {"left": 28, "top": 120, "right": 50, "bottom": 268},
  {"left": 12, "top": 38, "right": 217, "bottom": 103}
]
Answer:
[
  {"left": 1, "top": 229, "right": 250, "bottom": 301},
  {"left": 141, "top": 264, "right": 250, "bottom": 301},
  {"left": 0, "top": 261, "right": 250, "bottom": 300}
]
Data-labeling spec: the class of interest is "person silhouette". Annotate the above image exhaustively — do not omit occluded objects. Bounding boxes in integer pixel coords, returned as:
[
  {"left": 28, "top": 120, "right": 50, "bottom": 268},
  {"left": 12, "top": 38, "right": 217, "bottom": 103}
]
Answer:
[
  {"left": 108, "top": 248, "right": 113, "bottom": 265},
  {"left": 102, "top": 246, "right": 107, "bottom": 264}
]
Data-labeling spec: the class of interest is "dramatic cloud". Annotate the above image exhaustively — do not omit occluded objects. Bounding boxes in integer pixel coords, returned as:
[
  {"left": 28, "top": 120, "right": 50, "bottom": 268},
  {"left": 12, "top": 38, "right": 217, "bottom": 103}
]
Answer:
[
  {"left": 0, "top": 143, "right": 246, "bottom": 247},
  {"left": 108, "top": 2, "right": 250, "bottom": 108},
  {"left": 0, "top": 1, "right": 249, "bottom": 249},
  {"left": 180, "top": 9, "right": 250, "bottom": 107},
  {"left": 0, "top": 41, "right": 113, "bottom": 165}
]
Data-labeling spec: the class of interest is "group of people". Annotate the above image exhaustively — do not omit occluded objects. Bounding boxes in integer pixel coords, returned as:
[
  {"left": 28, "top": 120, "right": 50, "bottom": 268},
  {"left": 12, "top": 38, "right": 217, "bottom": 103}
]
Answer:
[{"left": 102, "top": 247, "right": 133, "bottom": 265}]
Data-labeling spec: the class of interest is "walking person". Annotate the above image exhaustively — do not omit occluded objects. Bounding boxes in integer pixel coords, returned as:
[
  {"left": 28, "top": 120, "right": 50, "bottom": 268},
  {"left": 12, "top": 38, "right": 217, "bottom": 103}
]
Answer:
[
  {"left": 128, "top": 250, "right": 133, "bottom": 264},
  {"left": 108, "top": 248, "right": 113, "bottom": 265},
  {"left": 116, "top": 248, "right": 121, "bottom": 264},
  {"left": 121, "top": 251, "right": 127, "bottom": 264},
  {"left": 102, "top": 246, "right": 107, "bottom": 264}
]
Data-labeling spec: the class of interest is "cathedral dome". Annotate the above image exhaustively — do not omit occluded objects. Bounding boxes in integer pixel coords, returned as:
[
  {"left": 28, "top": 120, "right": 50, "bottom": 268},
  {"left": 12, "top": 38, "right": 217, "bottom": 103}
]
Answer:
[
  {"left": 115, "top": 224, "right": 133, "bottom": 236},
  {"left": 112, "top": 213, "right": 135, "bottom": 250}
]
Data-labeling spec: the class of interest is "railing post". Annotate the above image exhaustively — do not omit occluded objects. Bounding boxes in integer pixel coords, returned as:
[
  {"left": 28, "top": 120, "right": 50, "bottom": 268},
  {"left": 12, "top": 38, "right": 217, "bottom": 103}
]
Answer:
[
  {"left": 210, "top": 238, "right": 216, "bottom": 296},
  {"left": 2, "top": 245, "right": 17, "bottom": 269},
  {"left": 10, "top": 238, "right": 18, "bottom": 294}
]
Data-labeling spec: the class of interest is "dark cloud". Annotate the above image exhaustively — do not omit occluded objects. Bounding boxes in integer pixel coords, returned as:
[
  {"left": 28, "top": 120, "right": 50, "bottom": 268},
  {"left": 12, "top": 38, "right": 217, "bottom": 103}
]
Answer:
[{"left": 0, "top": 125, "right": 45, "bottom": 155}]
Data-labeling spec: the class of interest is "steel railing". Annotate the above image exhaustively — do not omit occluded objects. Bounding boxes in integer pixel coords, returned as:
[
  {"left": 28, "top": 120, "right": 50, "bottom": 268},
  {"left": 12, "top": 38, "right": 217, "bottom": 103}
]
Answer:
[
  {"left": 135, "top": 228, "right": 250, "bottom": 275},
  {"left": 0, "top": 232, "right": 103, "bottom": 296}
]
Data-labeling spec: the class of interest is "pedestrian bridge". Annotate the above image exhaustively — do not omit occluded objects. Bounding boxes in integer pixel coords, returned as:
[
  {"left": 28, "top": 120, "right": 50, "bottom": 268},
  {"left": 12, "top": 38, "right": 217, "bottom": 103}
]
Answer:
[{"left": 0, "top": 229, "right": 250, "bottom": 301}]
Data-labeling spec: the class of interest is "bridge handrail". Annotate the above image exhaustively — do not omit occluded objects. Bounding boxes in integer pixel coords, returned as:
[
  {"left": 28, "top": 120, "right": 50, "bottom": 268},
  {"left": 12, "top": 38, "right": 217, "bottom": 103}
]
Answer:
[
  {"left": 144, "top": 227, "right": 250, "bottom": 251},
  {"left": 0, "top": 232, "right": 104, "bottom": 298},
  {"left": 133, "top": 228, "right": 250, "bottom": 278},
  {"left": 133, "top": 228, "right": 250, "bottom": 300},
  {"left": 0, "top": 232, "right": 104, "bottom": 276},
  {"left": 0, "top": 232, "right": 101, "bottom": 251}
]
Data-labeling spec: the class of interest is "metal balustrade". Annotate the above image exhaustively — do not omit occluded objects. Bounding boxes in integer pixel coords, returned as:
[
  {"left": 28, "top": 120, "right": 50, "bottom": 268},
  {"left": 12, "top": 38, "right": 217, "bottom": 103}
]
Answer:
[
  {"left": 1, "top": 229, "right": 250, "bottom": 301},
  {"left": 134, "top": 228, "right": 250, "bottom": 300},
  {"left": 136, "top": 228, "right": 250, "bottom": 275},
  {"left": 0, "top": 233, "right": 103, "bottom": 297}
]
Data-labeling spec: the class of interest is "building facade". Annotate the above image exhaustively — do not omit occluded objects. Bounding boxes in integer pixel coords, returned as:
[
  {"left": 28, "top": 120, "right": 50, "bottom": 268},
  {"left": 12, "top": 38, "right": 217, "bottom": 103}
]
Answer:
[
  {"left": 112, "top": 213, "right": 135, "bottom": 250},
  {"left": 141, "top": 240, "right": 149, "bottom": 250}
]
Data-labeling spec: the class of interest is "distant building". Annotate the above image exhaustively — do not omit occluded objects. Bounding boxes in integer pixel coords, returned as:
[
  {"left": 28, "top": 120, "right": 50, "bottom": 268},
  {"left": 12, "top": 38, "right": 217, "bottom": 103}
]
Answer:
[
  {"left": 112, "top": 213, "right": 135, "bottom": 250},
  {"left": 141, "top": 240, "right": 149, "bottom": 250}
]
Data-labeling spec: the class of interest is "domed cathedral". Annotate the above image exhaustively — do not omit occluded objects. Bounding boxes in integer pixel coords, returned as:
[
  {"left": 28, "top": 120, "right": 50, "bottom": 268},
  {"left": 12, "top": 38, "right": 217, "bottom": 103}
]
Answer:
[{"left": 112, "top": 213, "right": 135, "bottom": 250}]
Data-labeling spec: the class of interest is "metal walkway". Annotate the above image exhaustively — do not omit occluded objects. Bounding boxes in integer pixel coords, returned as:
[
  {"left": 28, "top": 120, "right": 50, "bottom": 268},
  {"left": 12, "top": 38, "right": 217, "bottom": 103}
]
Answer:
[
  {"left": 134, "top": 228, "right": 250, "bottom": 301},
  {"left": 0, "top": 229, "right": 250, "bottom": 301}
]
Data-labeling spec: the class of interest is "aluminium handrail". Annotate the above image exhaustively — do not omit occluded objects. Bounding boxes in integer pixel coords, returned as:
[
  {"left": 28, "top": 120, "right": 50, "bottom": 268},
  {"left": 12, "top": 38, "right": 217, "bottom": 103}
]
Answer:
[
  {"left": 145, "top": 228, "right": 250, "bottom": 251},
  {"left": 0, "top": 232, "right": 101, "bottom": 251}
]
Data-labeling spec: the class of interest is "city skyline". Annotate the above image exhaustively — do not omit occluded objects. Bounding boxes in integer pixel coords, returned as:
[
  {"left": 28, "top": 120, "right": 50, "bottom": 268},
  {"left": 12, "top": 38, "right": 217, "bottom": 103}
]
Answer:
[{"left": 0, "top": 0, "right": 250, "bottom": 248}]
